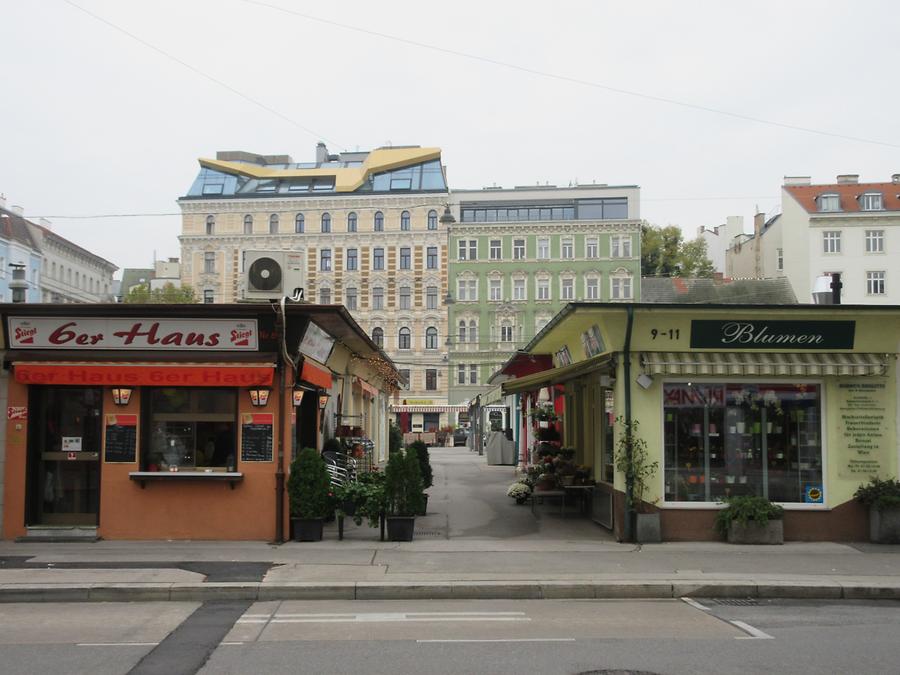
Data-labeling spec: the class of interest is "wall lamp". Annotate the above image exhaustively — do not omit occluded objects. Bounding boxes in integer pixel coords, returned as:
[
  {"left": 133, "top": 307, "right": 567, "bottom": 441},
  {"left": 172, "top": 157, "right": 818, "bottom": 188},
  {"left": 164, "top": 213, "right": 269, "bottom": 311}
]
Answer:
[
  {"left": 292, "top": 388, "right": 305, "bottom": 406},
  {"left": 248, "top": 387, "right": 271, "bottom": 407},
  {"left": 318, "top": 391, "right": 331, "bottom": 410},
  {"left": 111, "top": 387, "right": 133, "bottom": 406}
]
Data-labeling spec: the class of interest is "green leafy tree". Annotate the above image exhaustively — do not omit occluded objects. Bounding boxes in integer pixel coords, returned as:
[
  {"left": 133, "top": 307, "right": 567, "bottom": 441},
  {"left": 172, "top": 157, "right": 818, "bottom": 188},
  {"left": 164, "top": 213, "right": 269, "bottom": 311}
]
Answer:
[
  {"left": 641, "top": 224, "right": 715, "bottom": 278},
  {"left": 124, "top": 282, "right": 197, "bottom": 304}
]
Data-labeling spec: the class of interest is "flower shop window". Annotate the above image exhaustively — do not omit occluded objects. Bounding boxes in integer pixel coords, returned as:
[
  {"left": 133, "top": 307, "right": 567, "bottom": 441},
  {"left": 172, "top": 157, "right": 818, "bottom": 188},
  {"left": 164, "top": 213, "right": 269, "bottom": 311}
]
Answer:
[{"left": 662, "top": 383, "right": 822, "bottom": 504}]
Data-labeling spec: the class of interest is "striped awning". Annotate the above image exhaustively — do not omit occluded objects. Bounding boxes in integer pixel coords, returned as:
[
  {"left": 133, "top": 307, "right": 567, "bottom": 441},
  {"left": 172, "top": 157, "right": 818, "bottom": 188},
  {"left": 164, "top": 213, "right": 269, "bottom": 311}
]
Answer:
[
  {"left": 640, "top": 352, "right": 889, "bottom": 377},
  {"left": 390, "top": 404, "right": 469, "bottom": 413}
]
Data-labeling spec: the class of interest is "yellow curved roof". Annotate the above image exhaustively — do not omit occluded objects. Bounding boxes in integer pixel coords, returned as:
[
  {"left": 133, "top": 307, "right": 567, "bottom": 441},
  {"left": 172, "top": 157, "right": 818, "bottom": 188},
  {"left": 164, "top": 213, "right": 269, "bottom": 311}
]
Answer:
[{"left": 199, "top": 146, "right": 441, "bottom": 193}]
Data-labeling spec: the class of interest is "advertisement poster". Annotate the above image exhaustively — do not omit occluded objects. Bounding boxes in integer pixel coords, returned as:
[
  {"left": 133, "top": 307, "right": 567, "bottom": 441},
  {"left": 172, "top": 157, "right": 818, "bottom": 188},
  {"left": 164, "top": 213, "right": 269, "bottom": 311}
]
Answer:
[{"left": 836, "top": 381, "right": 893, "bottom": 480}]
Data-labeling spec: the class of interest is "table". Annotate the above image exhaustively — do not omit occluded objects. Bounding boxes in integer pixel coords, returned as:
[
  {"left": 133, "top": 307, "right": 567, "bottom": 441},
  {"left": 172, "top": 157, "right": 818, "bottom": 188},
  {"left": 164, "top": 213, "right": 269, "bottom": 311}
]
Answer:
[
  {"left": 530, "top": 490, "right": 566, "bottom": 515},
  {"left": 562, "top": 484, "right": 594, "bottom": 515}
]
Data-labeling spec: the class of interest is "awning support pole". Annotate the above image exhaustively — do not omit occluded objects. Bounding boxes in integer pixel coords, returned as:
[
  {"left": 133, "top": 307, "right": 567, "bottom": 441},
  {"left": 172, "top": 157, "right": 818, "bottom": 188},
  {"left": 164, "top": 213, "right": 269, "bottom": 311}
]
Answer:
[{"left": 622, "top": 304, "right": 635, "bottom": 543}]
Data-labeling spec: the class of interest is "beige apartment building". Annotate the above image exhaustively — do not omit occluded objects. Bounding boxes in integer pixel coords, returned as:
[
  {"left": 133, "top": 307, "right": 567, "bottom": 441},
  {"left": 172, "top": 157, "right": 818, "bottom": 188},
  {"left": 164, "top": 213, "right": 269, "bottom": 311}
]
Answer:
[{"left": 178, "top": 144, "right": 455, "bottom": 432}]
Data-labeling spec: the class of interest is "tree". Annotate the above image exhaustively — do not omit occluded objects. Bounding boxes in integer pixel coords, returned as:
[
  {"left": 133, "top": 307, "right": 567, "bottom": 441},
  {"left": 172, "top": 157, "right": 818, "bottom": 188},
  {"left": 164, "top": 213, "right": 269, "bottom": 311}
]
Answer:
[
  {"left": 641, "top": 224, "right": 715, "bottom": 278},
  {"left": 124, "top": 282, "right": 197, "bottom": 304}
]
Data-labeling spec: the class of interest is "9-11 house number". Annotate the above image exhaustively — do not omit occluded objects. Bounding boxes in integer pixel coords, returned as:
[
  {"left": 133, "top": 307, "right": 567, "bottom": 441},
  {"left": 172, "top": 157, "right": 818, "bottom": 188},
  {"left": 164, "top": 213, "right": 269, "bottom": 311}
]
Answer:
[{"left": 651, "top": 328, "right": 681, "bottom": 340}]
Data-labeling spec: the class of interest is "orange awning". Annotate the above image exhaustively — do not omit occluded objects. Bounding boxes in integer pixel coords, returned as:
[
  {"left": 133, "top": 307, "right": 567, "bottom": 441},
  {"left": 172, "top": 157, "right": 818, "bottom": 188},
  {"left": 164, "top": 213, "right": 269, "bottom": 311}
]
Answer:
[
  {"left": 300, "top": 360, "right": 332, "bottom": 389},
  {"left": 13, "top": 362, "right": 274, "bottom": 387}
]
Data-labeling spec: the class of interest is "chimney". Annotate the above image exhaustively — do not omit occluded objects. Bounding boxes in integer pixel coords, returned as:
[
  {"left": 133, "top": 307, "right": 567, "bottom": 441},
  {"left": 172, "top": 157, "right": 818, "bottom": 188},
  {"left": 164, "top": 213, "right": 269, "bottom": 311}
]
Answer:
[
  {"left": 892, "top": 174, "right": 900, "bottom": 185},
  {"left": 0, "top": 193, "right": 6, "bottom": 209},
  {"left": 753, "top": 212, "right": 765, "bottom": 279},
  {"left": 315, "top": 142, "right": 328, "bottom": 165},
  {"left": 783, "top": 176, "right": 811, "bottom": 186},
  {"left": 836, "top": 174, "right": 859, "bottom": 185}
]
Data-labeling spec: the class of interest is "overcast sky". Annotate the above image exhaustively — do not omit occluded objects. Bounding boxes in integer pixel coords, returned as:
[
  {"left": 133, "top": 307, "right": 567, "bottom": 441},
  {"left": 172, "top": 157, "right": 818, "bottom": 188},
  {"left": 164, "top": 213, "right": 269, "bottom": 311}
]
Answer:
[{"left": 2, "top": 0, "right": 897, "bottom": 274}]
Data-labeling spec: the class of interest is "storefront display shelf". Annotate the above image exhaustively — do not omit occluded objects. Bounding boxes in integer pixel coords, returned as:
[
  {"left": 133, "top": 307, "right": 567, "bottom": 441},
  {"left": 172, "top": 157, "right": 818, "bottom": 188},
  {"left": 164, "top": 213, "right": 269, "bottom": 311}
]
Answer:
[{"left": 128, "top": 471, "right": 244, "bottom": 489}]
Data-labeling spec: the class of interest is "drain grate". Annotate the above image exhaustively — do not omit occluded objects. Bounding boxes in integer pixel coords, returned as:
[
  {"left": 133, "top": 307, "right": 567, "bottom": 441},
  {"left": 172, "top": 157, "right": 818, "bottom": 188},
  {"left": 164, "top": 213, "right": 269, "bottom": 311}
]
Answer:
[
  {"left": 414, "top": 530, "right": 446, "bottom": 538},
  {"left": 714, "top": 598, "right": 759, "bottom": 606}
]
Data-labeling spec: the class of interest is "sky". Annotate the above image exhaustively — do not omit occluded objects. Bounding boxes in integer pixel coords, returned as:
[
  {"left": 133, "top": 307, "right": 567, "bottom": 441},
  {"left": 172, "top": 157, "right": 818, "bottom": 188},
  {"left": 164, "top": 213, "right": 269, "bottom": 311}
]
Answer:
[{"left": 2, "top": 0, "right": 898, "bottom": 275}]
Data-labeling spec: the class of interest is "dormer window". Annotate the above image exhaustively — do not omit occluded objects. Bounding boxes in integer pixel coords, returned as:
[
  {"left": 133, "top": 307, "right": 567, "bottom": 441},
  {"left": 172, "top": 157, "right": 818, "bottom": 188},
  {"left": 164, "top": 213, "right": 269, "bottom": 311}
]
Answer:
[
  {"left": 817, "top": 194, "right": 840, "bottom": 212},
  {"left": 860, "top": 192, "right": 883, "bottom": 211}
]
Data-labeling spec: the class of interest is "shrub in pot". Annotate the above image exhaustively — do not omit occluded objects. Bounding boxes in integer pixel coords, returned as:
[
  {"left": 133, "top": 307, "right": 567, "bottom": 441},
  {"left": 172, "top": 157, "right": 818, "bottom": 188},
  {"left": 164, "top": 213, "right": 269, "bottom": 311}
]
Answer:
[
  {"left": 384, "top": 448, "right": 424, "bottom": 541},
  {"left": 714, "top": 495, "right": 784, "bottom": 544},
  {"left": 408, "top": 440, "right": 433, "bottom": 515},
  {"left": 614, "top": 417, "right": 661, "bottom": 543},
  {"left": 287, "top": 447, "right": 332, "bottom": 541},
  {"left": 854, "top": 477, "right": 900, "bottom": 544},
  {"left": 336, "top": 471, "right": 386, "bottom": 529}
]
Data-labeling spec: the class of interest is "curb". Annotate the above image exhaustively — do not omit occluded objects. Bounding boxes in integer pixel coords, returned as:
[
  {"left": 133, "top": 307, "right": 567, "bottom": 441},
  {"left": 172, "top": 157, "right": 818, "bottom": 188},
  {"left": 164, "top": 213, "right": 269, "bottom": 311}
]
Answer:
[{"left": 2, "top": 580, "right": 899, "bottom": 603}]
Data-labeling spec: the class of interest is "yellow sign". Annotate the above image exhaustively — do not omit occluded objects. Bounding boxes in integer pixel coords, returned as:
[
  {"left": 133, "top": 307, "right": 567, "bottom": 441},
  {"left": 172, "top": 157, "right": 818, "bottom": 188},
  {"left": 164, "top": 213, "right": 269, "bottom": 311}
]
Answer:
[{"left": 404, "top": 399, "right": 434, "bottom": 405}]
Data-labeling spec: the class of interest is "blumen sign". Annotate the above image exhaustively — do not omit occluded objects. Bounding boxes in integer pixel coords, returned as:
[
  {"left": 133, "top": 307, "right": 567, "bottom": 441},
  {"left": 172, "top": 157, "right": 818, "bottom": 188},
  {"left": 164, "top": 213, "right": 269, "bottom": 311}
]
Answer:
[
  {"left": 690, "top": 320, "right": 855, "bottom": 350},
  {"left": 7, "top": 317, "right": 259, "bottom": 351}
]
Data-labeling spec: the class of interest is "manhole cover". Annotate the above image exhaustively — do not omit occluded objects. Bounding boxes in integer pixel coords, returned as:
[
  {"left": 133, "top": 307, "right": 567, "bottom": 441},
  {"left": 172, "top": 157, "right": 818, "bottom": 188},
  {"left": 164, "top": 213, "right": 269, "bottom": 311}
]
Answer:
[
  {"left": 714, "top": 598, "right": 759, "bottom": 606},
  {"left": 414, "top": 530, "right": 445, "bottom": 538}
]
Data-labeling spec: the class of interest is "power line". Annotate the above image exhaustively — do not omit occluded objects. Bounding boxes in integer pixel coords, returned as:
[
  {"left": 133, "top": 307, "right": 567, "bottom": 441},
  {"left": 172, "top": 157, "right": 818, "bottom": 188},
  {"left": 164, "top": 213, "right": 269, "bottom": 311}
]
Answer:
[{"left": 61, "top": 0, "right": 343, "bottom": 149}]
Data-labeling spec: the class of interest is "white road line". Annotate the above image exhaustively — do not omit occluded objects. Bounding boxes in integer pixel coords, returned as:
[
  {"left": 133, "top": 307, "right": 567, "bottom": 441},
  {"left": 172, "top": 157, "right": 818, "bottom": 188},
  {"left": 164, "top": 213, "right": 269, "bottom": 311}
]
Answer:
[
  {"left": 221, "top": 642, "right": 245, "bottom": 646},
  {"left": 267, "top": 617, "right": 531, "bottom": 624},
  {"left": 77, "top": 642, "right": 159, "bottom": 647},
  {"left": 731, "top": 620, "right": 774, "bottom": 640},
  {"left": 271, "top": 612, "right": 526, "bottom": 618},
  {"left": 418, "top": 638, "right": 576, "bottom": 643},
  {"left": 238, "top": 611, "right": 530, "bottom": 624},
  {"left": 680, "top": 597, "right": 710, "bottom": 611}
]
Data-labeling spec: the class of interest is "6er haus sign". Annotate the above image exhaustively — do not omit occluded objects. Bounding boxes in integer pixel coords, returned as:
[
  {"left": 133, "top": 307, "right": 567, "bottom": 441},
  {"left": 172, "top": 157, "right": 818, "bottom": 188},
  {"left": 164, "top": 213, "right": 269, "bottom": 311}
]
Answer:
[{"left": 690, "top": 320, "right": 855, "bottom": 350}]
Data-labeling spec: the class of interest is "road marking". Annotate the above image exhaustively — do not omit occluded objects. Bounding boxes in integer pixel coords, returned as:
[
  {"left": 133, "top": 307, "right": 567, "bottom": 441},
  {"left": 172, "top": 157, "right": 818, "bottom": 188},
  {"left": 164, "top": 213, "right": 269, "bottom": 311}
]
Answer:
[
  {"left": 418, "top": 638, "right": 576, "bottom": 643},
  {"left": 680, "top": 597, "right": 710, "bottom": 611},
  {"left": 221, "top": 642, "right": 245, "bottom": 646},
  {"left": 238, "top": 611, "right": 530, "bottom": 624},
  {"left": 77, "top": 642, "right": 159, "bottom": 647},
  {"left": 731, "top": 620, "right": 774, "bottom": 640}
]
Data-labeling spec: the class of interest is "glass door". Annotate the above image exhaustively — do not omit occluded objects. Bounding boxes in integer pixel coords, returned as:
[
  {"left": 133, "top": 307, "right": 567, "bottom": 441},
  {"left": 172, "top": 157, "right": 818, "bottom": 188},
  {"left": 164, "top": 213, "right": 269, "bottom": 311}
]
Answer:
[{"left": 28, "top": 387, "right": 102, "bottom": 526}]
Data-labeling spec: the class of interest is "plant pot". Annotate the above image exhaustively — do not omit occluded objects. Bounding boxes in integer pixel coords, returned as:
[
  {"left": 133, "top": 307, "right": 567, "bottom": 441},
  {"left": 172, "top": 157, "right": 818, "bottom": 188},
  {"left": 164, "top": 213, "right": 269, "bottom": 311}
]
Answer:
[
  {"left": 515, "top": 496, "right": 528, "bottom": 505},
  {"left": 635, "top": 512, "right": 662, "bottom": 543},
  {"left": 727, "top": 519, "right": 783, "bottom": 545},
  {"left": 869, "top": 505, "right": 900, "bottom": 544},
  {"left": 292, "top": 518, "right": 324, "bottom": 542},
  {"left": 341, "top": 499, "right": 357, "bottom": 518},
  {"left": 535, "top": 474, "right": 557, "bottom": 491},
  {"left": 386, "top": 515, "right": 416, "bottom": 541},
  {"left": 558, "top": 475, "right": 575, "bottom": 486},
  {"left": 416, "top": 493, "right": 429, "bottom": 516}
]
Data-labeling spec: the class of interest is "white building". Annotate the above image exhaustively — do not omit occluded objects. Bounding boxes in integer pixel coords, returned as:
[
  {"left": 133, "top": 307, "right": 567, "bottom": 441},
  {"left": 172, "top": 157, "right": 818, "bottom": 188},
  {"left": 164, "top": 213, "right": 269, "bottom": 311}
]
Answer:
[
  {"left": 724, "top": 212, "right": 785, "bottom": 282},
  {"left": 698, "top": 215, "right": 745, "bottom": 275}
]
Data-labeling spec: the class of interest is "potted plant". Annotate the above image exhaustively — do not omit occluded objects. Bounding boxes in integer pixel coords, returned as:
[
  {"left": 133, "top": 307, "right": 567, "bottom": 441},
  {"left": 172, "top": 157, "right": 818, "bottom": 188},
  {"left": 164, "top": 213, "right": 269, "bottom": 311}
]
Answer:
[
  {"left": 287, "top": 447, "right": 332, "bottom": 541},
  {"left": 384, "top": 448, "right": 425, "bottom": 541},
  {"left": 507, "top": 481, "right": 532, "bottom": 504},
  {"left": 614, "top": 417, "right": 661, "bottom": 543},
  {"left": 714, "top": 495, "right": 784, "bottom": 544},
  {"left": 854, "top": 477, "right": 900, "bottom": 544},
  {"left": 408, "top": 440, "right": 433, "bottom": 515},
  {"left": 336, "top": 470, "right": 386, "bottom": 529}
]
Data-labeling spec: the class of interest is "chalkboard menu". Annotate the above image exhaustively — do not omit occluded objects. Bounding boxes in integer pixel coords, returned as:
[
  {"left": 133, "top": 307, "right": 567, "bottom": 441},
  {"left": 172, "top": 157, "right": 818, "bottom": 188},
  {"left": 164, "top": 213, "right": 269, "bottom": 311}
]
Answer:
[
  {"left": 241, "top": 413, "right": 273, "bottom": 463},
  {"left": 104, "top": 414, "right": 137, "bottom": 463}
]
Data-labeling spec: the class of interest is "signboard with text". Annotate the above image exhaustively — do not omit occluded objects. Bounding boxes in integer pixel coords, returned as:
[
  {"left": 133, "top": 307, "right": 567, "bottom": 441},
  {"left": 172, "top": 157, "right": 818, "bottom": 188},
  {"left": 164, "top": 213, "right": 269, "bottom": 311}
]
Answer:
[
  {"left": 690, "top": 320, "right": 855, "bottom": 350},
  {"left": 298, "top": 322, "right": 335, "bottom": 363},
  {"left": 836, "top": 381, "right": 893, "bottom": 480}
]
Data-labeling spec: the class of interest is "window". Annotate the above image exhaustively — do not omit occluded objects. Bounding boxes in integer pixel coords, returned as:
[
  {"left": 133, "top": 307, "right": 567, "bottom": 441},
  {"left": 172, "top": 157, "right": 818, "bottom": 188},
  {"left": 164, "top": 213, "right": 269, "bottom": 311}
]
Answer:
[
  {"left": 400, "top": 211, "right": 411, "bottom": 231},
  {"left": 513, "top": 239, "right": 525, "bottom": 259},
  {"left": 776, "top": 248, "right": 784, "bottom": 271},
  {"left": 294, "top": 213, "right": 304, "bottom": 233},
  {"left": 469, "top": 320, "right": 477, "bottom": 344},
  {"left": 469, "top": 364, "right": 477, "bottom": 385},
  {"left": 346, "top": 248, "right": 358, "bottom": 271},
  {"left": 490, "top": 239, "right": 502, "bottom": 260},
  {"left": 345, "top": 287, "right": 358, "bottom": 310},
  {"left": 457, "top": 240, "right": 477, "bottom": 261},
  {"left": 818, "top": 194, "right": 841, "bottom": 212},
  {"left": 577, "top": 197, "right": 628, "bottom": 220},
  {"left": 586, "top": 277, "right": 598, "bottom": 300},
  {"left": 611, "top": 276, "right": 632, "bottom": 299},
  {"left": 865, "top": 230, "right": 884, "bottom": 253},
  {"left": 398, "top": 327, "right": 411, "bottom": 350},
  {"left": 861, "top": 193, "right": 883, "bottom": 211},
  {"left": 427, "top": 209, "right": 438, "bottom": 230},
  {"left": 347, "top": 212, "right": 357, "bottom": 232},
  {"left": 427, "top": 246, "right": 438, "bottom": 269},
  {"left": 500, "top": 324, "right": 513, "bottom": 342},
  {"left": 537, "top": 237, "right": 549, "bottom": 259},
  {"left": 243, "top": 215, "right": 253, "bottom": 234},
  {"left": 372, "top": 287, "right": 384, "bottom": 310},
  {"left": 867, "top": 271, "right": 886, "bottom": 295},
  {"left": 611, "top": 235, "right": 632, "bottom": 258},
  {"left": 823, "top": 231, "right": 841, "bottom": 254},
  {"left": 458, "top": 320, "right": 467, "bottom": 343},
  {"left": 399, "top": 369, "right": 410, "bottom": 389},
  {"left": 203, "top": 289, "right": 214, "bottom": 304},
  {"left": 561, "top": 238, "right": 573, "bottom": 259},
  {"left": 561, "top": 278, "right": 574, "bottom": 300},
  {"left": 466, "top": 279, "right": 477, "bottom": 300},
  {"left": 490, "top": 278, "right": 502, "bottom": 301},
  {"left": 320, "top": 249, "right": 332, "bottom": 271},
  {"left": 399, "top": 247, "right": 411, "bottom": 270},
  {"left": 319, "top": 287, "right": 331, "bottom": 304},
  {"left": 457, "top": 365, "right": 466, "bottom": 385},
  {"left": 663, "top": 383, "right": 822, "bottom": 504},
  {"left": 513, "top": 278, "right": 526, "bottom": 301},
  {"left": 374, "top": 211, "right": 384, "bottom": 231},
  {"left": 204, "top": 252, "right": 215, "bottom": 274},
  {"left": 373, "top": 247, "right": 384, "bottom": 270},
  {"left": 426, "top": 285, "right": 438, "bottom": 309},
  {"left": 146, "top": 388, "right": 236, "bottom": 471},
  {"left": 425, "top": 369, "right": 437, "bottom": 390},
  {"left": 537, "top": 278, "right": 550, "bottom": 300},
  {"left": 425, "top": 327, "right": 437, "bottom": 350},
  {"left": 205, "top": 215, "right": 215, "bottom": 235},
  {"left": 586, "top": 237, "right": 598, "bottom": 259},
  {"left": 399, "top": 285, "right": 411, "bottom": 309},
  {"left": 269, "top": 214, "right": 279, "bottom": 234},
  {"left": 372, "top": 327, "right": 384, "bottom": 348},
  {"left": 321, "top": 213, "right": 331, "bottom": 233}
]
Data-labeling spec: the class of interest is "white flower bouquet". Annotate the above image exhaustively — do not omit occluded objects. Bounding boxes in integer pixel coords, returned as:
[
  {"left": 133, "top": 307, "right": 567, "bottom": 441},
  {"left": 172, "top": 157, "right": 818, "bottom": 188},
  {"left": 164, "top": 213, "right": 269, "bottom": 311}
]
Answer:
[{"left": 507, "top": 482, "right": 532, "bottom": 500}]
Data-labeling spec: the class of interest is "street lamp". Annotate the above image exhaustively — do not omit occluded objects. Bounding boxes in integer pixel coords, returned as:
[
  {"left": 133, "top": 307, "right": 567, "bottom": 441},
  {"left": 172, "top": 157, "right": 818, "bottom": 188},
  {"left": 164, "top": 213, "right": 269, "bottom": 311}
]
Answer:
[{"left": 248, "top": 387, "right": 271, "bottom": 407}]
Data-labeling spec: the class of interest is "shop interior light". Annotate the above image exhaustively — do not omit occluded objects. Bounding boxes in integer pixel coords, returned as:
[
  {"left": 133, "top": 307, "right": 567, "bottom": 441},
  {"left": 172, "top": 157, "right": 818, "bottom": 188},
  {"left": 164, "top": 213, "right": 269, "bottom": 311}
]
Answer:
[
  {"left": 111, "top": 387, "right": 133, "bottom": 406},
  {"left": 292, "top": 388, "right": 305, "bottom": 406},
  {"left": 248, "top": 387, "right": 271, "bottom": 407},
  {"left": 318, "top": 391, "right": 331, "bottom": 410}
]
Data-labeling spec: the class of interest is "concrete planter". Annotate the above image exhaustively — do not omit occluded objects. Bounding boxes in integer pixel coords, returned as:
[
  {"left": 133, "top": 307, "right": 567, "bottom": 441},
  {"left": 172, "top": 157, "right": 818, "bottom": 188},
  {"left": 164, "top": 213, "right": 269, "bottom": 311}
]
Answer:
[
  {"left": 635, "top": 512, "right": 662, "bottom": 543},
  {"left": 869, "top": 506, "right": 900, "bottom": 544},
  {"left": 727, "top": 519, "right": 783, "bottom": 545}
]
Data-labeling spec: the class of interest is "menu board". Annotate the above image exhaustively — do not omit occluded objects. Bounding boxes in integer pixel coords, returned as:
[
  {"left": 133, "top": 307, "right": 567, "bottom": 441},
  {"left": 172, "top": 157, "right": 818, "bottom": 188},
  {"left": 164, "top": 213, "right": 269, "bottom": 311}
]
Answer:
[
  {"left": 241, "top": 413, "right": 274, "bottom": 463},
  {"left": 104, "top": 414, "right": 137, "bottom": 463}
]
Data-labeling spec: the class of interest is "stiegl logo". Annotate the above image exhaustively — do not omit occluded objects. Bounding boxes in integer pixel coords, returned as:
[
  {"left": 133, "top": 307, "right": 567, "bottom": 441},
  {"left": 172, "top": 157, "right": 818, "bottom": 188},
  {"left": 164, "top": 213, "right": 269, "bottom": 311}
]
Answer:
[{"left": 15, "top": 324, "right": 37, "bottom": 344}]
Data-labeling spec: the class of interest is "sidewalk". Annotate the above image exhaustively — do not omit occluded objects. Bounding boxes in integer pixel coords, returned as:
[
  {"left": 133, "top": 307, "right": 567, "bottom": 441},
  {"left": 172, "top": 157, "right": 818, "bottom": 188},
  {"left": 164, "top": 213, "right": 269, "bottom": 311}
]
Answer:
[{"left": 2, "top": 448, "right": 900, "bottom": 602}]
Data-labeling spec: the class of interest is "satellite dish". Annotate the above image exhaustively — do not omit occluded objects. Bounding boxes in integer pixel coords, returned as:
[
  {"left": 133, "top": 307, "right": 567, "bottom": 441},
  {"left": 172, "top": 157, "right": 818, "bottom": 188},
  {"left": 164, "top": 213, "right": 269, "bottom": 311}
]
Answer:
[{"left": 248, "top": 256, "right": 282, "bottom": 291}]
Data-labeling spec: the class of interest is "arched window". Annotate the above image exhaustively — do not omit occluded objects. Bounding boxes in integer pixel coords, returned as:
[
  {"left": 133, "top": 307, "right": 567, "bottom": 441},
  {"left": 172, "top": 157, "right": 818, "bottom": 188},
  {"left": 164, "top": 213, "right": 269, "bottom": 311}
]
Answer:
[
  {"left": 372, "top": 327, "right": 384, "bottom": 348},
  {"left": 269, "top": 214, "right": 279, "bottom": 234},
  {"left": 295, "top": 213, "right": 304, "bottom": 233},
  {"left": 374, "top": 211, "right": 384, "bottom": 231},
  {"left": 321, "top": 213, "right": 331, "bottom": 233},
  {"left": 400, "top": 210, "right": 411, "bottom": 231},
  {"left": 425, "top": 327, "right": 437, "bottom": 350},
  {"left": 458, "top": 320, "right": 467, "bottom": 343},
  {"left": 398, "top": 327, "right": 411, "bottom": 350},
  {"left": 243, "top": 214, "right": 253, "bottom": 234},
  {"left": 427, "top": 209, "right": 438, "bottom": 230},
  {"left": 205, "top": 214, "right": 215, "bottom": 235},
  {"left": 51, "top": 262, "right": 56, "bottom": 278},
  {"left": 468, "top": 320, "right": 477, "bottom": 344},
  {"left": 347, "top": 212, "right": 357, "bottom": 232}
]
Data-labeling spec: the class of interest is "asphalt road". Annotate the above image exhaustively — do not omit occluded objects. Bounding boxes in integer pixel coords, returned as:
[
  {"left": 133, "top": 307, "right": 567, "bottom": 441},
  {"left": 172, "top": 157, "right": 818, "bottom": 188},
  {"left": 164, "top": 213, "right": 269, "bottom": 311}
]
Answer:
[{"left": 1, "top": 598, "right": 899, "bottom": 674}]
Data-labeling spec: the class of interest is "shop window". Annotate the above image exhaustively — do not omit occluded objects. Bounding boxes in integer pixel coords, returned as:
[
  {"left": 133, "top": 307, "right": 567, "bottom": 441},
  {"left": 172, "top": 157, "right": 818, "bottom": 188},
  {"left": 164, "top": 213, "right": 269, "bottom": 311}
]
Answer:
[
  {"left": 423, "top": 412, "right": 440, "bottom": 431},
  {"left": 144, "top": 388, "right": 237, "bottom": 471},
  {"left": 662, "top": 383, "right": 822, "bottom": 504}
]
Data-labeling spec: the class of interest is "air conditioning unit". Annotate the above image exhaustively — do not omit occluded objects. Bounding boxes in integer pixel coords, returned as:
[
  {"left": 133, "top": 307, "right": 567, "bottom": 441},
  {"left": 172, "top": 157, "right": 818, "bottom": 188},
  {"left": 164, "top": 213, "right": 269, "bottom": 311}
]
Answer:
[{"left": 242, "top": 250, "right": 305, "bottom": 301}]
